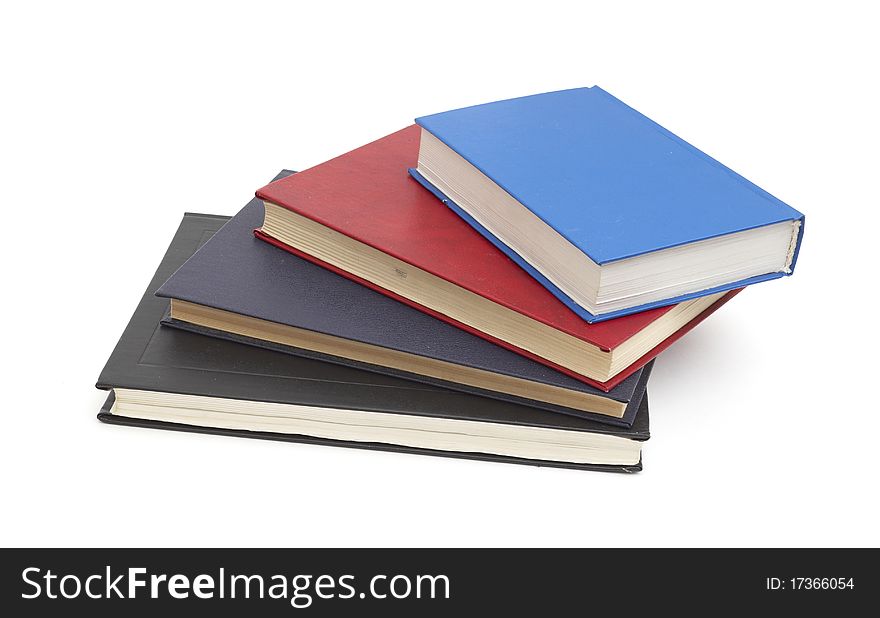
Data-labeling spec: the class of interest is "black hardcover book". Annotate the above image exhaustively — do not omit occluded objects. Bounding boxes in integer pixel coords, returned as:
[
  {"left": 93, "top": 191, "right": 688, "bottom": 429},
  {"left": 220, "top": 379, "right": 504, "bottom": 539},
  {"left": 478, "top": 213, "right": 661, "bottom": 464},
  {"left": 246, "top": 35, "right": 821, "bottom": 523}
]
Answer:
[
  {"left": 156, "top": 171, "right": 650, "bottom": 427},
  {"left": 96, "top": 203, "right": 649, "bottom": 471}
]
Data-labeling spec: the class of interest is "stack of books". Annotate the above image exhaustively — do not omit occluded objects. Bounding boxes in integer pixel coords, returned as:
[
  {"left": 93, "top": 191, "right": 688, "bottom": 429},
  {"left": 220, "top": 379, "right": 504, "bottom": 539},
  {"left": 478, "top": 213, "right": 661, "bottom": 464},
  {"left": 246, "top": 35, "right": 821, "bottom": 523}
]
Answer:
[{"left": 97, "top": 87, "right": 804, "bottom": 472}]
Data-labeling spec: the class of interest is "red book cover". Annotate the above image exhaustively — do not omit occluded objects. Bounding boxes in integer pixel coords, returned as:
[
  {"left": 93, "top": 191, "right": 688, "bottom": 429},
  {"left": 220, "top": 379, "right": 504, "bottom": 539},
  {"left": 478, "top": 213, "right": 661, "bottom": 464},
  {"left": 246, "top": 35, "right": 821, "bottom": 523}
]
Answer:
[{"left": 256, "top": 126, "right": 738, "bottom": 391}]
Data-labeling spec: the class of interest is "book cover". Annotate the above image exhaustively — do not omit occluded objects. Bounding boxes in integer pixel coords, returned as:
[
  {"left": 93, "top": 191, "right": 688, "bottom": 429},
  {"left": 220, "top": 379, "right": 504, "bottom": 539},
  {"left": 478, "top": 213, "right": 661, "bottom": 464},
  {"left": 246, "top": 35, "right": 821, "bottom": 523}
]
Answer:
[
  {"left": 255, "top": 126, "right": 738, "bottom": 387},
  {"left": 156, "top": 192, "right": 650, "bottom": 426},
  {"left": 98, "top": 205, "right": 648, "bottom": 472},
  {"left": 414, "top": 87, "right": 804, "bottom": 320}
]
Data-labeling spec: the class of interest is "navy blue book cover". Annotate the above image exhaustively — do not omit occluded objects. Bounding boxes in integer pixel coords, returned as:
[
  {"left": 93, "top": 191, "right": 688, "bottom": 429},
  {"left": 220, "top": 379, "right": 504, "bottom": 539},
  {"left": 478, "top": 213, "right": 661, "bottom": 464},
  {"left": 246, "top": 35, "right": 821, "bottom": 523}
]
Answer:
[{"left": 156, "top": 193, "right": 649, "bottom": 427}]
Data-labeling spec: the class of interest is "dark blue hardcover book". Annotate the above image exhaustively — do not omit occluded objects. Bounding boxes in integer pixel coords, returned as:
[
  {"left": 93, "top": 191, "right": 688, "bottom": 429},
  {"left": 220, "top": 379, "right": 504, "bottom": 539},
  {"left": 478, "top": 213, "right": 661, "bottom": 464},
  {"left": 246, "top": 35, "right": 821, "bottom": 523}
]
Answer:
[{"left": 155, "top": 182, "right": 651, "bottom": 427}]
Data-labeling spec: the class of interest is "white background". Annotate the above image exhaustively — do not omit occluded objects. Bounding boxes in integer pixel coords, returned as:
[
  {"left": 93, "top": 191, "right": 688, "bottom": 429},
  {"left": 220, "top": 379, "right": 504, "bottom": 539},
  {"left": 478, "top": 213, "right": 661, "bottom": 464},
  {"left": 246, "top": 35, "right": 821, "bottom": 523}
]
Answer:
[{"left": 1, "top": 1, "right": 877, "bottom": 547}]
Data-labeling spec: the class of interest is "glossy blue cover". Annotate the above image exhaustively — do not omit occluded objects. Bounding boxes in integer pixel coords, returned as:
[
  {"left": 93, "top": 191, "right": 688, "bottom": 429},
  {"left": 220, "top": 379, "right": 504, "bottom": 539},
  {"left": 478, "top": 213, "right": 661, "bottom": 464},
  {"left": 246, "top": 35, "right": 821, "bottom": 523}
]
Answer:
[{"left": 415, "top": 86, "right": 804, "bottom": 265}]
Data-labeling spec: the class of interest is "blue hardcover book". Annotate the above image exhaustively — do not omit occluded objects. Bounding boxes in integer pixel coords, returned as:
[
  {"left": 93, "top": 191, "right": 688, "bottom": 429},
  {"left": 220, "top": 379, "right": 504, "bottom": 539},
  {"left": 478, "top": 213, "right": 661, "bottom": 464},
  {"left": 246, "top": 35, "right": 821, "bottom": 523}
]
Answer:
[
  {"left": 413, "top": 87, "right": 804, "bottom": 322},
  {"left": 156, "top": 185, "right": 652, "bottom": 426}
]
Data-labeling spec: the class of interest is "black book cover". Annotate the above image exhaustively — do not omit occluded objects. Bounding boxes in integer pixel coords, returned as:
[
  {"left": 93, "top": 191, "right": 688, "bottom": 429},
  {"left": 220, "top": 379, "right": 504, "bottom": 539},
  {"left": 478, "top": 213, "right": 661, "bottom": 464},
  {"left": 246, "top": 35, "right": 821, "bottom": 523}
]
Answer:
[
  {"left": 156, "top": 172, "right": 650, "bottom": 427},
  {"left": 97, "top": 189, "right": 649, "bottom": 472}
]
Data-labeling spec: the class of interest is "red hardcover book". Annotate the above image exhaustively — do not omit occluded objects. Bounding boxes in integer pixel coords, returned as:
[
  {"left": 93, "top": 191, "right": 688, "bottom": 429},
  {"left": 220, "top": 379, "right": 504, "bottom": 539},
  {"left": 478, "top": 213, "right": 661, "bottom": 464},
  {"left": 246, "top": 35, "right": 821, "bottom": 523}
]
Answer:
[{"left": 256, "top": 126, "right": 738, "bottom": 391}]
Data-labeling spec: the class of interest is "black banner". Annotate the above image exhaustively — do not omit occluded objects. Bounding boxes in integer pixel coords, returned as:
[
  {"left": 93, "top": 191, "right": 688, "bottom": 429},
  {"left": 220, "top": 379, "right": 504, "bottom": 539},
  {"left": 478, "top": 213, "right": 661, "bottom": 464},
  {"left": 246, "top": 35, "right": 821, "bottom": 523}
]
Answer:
[{"left": 1, "top": 549, "right": 875, "bottom": 614}]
